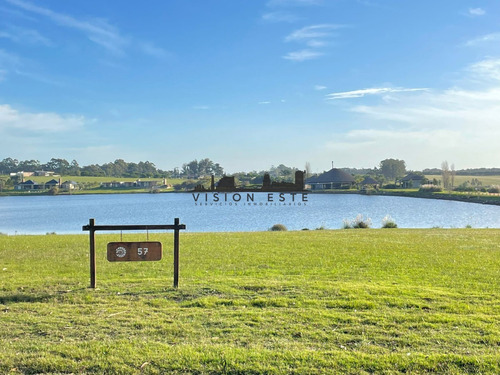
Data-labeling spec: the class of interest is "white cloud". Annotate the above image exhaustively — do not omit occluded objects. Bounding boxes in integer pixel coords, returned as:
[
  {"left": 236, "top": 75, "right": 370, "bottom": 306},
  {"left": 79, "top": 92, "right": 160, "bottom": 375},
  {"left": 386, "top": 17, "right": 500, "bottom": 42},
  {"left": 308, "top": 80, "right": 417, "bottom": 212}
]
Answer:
[
  {"left": 464, "top": 32, "right": 500, "bottom": 47},
  {"left": 6, "top": 0, "right": 128, "bottom": 56},
  {"left": 262, "top": 12, "right": 299, "bottom": 23},
  {"left": 283, "top": 49, "right": 324, "bottom": 61},
  {"left": 322, "top": 58, "right": 500, "bottom": 169},
  {"left": 467, "top": 58, "right": 500, "bottom": 81},
  {"left": 326, "top": 87, "right": 428, "bottom": 99},
  {"left": 285, "top": 24, "right": 342, "bottom": 42},
  {"left": 5, "top": 0, "right": 169, "bottom": 60},
  {"left": 0, "top": 26, "right": 52, "bottom": 46},
  {"left": 307, "top": 39, "right": 326, "bottom": 48},
  {"left": 258, "top": 101, "right": 271, "bottom": 105},
  {"left": 0, "top": 49, "right": 61, "bottom": 85},
  {"left": 283, "top": 24, "right": 344, "bottom": 62},
  {"left": 468, "top": 8, "right": 485, "bottom": 16},
  {"left": 314, "top": 85, "right": 327, "bottom": 90},
  {"left": 0, "top": 104, "right": 87, "bottom": 133}
]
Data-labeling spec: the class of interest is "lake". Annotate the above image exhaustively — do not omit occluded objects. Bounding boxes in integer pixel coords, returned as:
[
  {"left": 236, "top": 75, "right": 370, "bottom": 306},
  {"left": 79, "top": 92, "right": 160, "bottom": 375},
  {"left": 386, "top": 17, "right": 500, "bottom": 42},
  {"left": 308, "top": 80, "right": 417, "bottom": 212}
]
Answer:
[{"left": 1, "top": 192, "right": 500, "bottom": 235}]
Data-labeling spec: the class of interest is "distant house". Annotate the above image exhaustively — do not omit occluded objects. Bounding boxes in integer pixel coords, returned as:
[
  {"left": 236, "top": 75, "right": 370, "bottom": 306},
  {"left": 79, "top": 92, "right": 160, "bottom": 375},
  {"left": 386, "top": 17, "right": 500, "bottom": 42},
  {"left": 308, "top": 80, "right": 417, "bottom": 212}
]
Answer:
[
  {"left": 399, "top": 173, "right": 426, "bottom": 188},
  {"left": 100, "top": 180, "right": 161, "bottom": 189},
  {"left": 10, "top": 171, "right": 34, "bottom": 178},
  {"left": 61, "top": 181, "right": 78, "bottom": 190},
  {"left": 359, "top": 176, "right": 379, "bottom": 189},
  {"left": 101, "top": 181, "right": 124, "bottom": 188},
  {"left": 306, "top": 168, "right": 356, "bottom": 190},
  {"left": 15, "top": 180, "right": 43, "bottom": 190},
  {"left": 45, "top": 179, "right": 61, "bottom": 188},
  {"left": 34, "top": 171, "right": 55, "bottom": 177},
  {"left": 135, "top": 180, "right": 158, "bottom": 188}
]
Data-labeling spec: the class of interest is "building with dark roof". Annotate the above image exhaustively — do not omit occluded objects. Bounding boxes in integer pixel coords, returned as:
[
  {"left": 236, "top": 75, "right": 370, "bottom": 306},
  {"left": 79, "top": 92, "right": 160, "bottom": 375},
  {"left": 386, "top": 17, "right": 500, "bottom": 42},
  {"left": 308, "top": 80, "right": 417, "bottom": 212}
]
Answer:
[
  {"left": 399, "top": 173, "right": 426, "bottom": 188},
  {"left": 15, "top": 180, "right": 43, "bottom": 190},
  {"left": 306, "top": 168, "right": 355, "bottom": 190},
  {"left": 359, "top": 176, "right": 379, "bottom": 189}
]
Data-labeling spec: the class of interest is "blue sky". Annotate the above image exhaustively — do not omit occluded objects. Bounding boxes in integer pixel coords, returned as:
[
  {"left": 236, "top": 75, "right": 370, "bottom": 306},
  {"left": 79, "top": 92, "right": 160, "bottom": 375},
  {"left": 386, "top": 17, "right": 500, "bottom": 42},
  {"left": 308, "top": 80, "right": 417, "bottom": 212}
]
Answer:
[{"left": 1, "top": 0, "right": 499, "bottom": 173}]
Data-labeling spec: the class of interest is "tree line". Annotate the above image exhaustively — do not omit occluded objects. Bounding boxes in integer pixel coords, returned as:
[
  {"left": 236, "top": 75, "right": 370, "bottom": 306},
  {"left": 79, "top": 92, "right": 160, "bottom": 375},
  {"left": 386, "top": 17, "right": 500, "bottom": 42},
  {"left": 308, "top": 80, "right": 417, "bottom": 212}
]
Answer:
[{"left": 0, "top": 157, "right": 225, "bottom": 179}]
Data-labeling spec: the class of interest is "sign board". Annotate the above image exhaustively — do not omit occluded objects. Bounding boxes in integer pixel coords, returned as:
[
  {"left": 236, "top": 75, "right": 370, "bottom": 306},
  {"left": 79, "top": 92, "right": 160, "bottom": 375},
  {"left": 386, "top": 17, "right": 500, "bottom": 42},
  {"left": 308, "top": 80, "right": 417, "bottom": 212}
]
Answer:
[{"left": 107, "top": 242, "right": 162, "bottom": 262}]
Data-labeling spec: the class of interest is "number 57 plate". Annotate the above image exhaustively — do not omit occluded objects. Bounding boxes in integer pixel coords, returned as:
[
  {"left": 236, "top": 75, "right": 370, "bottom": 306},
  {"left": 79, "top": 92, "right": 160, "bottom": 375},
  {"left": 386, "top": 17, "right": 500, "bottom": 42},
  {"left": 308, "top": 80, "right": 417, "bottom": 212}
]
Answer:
[{"left": 107, "top": 242, "right": 162, "bottom": 262}]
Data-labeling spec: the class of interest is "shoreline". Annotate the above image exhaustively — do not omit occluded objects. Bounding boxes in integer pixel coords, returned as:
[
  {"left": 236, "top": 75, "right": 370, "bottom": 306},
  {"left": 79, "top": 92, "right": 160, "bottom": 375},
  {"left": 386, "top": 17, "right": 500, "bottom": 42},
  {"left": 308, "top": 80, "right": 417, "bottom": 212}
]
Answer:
[
  {"left": 1, "top": 188, "right": 500, "bottom": 206},
  {"left": 305, "top": 189, "right": 500, "bottom": 206}
]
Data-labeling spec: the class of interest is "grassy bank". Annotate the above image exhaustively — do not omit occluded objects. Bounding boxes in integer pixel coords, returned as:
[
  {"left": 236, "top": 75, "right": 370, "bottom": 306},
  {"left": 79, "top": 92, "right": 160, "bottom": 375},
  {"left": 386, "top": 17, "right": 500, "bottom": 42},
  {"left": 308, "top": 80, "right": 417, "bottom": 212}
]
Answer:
[
  {"left": 314, "top": 188, "right": 500, "bottom": 206},
  {"left": 1, "top": 229, "right": 499, "bottom": 374}
]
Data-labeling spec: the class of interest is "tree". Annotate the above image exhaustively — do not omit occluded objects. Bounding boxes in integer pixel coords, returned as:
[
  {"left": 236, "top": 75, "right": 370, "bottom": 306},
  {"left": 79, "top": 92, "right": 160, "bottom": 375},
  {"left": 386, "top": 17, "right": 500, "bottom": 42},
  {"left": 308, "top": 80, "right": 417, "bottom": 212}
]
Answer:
[
  {"left": 68, "top": 160, "right": 81, "bottom": 176},
  {"left": 182, "top": 160, "right": 199, "bottom": 178},
  {"left": 441, "top": 161, "right": 451, "bottom": 190},
  {"left": 379, "top": 159, "right": 406, "bottom": 182},
  {"left": 18, "top": 159, "right": 41, "bottom": 172},
  {"left": 180, "top": 159, "right": 224, "bottom": 179},
  {"left": 81, "top": 164, "right": 105, "bottom": 176},
  {"left": 44, "top": 158, "right": 70, "bottom": 174},
  {"left": 305, "top": 162, "right": 312, "bottom": 179},
  {"left": 0, "top": 158, "right": 19, "bottom": 174},
  {"left": 451, "top": 163, "right": 456, "bottom": 189}
]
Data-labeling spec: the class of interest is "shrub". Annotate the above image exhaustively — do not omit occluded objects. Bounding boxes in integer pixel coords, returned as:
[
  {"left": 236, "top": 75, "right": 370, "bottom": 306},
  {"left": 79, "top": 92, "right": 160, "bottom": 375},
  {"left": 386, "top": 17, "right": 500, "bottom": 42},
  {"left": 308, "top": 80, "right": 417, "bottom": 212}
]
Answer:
[
  {"left": 342, "top": 219, "right": 352, "bottom": 229},
  {"left": 382, "top": 215, "right": 398, "bottom": 228},
  {"left": 343, "top": 214, "right": 372, "bottom": 229},
  {"left": 419, "top": 184, "right": 442, "bottom": 193},
  {"left": 487, "top": 185, "right": 500, "bottom": 194},
  {"left": 48, "top": 187, "right": 59, "bottom": 195},
  {"left": 454, "top": 182, "right": 476, "bottom": 192},
  {"left": 352, "top": 215, "right": 371, "bottom": 229},
  {"left": 269, "top": 224, "right": 287, "bottom": 231}
]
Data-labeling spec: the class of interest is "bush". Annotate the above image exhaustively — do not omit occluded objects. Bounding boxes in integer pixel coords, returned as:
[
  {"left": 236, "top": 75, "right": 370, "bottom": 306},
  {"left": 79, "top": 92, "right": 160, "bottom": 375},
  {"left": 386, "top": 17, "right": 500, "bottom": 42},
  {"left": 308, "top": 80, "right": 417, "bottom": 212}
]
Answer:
[
  {"left": 342, "top": 219, "right": 352, "bottom": 229},
  {"left": 48, "top": 187, "right": 59, "bottom": 195},
  {"left": 343, "top": 214, "right": 372, "bottom": 229},
  {"left": 419, "top": 184, "right": 442, "bottom": 193},
  {"left": 382, "top": 215, "right": 398, "bottom": 228},
  {"left": 269, "top": 224, "right": 287, "bottom": 231},
  {"left": 487, "top": 185, "right": 500, "bottom": 194},
  {"left": 454, "top": 182, "right": 476, "bottom": 192}
]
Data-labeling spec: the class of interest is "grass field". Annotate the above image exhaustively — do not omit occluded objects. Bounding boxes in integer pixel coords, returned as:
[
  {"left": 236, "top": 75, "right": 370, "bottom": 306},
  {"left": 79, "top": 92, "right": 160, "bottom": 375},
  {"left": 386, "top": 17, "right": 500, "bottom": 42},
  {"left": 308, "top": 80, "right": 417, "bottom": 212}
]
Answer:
[
  {"left": 425, "top": 175, "right": 500, "bottom": 187},
  {"left": 1, "top": 229, "right": 499, "bottom": 374}
]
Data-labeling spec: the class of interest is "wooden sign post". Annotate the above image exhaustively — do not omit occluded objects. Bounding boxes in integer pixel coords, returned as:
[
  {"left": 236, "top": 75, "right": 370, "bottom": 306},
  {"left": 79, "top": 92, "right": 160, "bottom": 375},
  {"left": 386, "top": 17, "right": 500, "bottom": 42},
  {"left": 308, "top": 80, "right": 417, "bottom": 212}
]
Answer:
[{"left": 82, "top": 218, "right": 186, "bottom": 289}]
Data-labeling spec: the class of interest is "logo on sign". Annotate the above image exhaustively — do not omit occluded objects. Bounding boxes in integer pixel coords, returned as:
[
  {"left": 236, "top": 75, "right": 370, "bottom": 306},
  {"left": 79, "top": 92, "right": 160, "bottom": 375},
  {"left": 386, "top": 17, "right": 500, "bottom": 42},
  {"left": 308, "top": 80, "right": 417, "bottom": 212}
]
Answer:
[{"left": 115, "top": 246, "right": 127, "bottom": 258}]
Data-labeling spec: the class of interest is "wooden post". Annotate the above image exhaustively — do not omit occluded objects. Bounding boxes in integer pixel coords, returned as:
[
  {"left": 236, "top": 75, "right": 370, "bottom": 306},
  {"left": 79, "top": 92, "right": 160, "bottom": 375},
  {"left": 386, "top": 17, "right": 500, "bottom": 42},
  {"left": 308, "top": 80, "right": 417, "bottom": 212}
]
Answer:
[
  {"left": 89, "top": 218, "right": 96, "bottom": 289},
  {"left": 173, "top": 217, "right": 180, "bottom": 288},
  {"left": 83, "top": 219, "right": 185, "bottom": 289}
]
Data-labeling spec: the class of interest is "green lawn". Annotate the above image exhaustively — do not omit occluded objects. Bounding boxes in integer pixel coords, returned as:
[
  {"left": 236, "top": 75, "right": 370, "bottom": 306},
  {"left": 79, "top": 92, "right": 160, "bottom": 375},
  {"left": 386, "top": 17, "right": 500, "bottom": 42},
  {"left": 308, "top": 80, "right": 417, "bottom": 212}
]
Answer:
[
  {"left": 1, "top": 229, "right": 499, "bottom": 374},
  {"left": 425, "top": 175, "right": 500, "bottom": 187}
]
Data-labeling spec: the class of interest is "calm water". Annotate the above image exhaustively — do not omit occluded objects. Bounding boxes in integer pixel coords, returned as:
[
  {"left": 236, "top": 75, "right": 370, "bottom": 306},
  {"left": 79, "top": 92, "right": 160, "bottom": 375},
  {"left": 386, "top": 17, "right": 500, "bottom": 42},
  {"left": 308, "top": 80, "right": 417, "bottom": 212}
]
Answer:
[{"left": 1, "top": 192, "right": 500, "bottom": 234}]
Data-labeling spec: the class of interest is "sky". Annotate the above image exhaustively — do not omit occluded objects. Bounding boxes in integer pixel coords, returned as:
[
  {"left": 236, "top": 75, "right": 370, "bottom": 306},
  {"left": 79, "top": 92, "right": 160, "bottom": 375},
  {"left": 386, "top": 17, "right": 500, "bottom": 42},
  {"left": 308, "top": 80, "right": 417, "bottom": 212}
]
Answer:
[{"left": 1, "top": 0, "right": 499, "bottom": 173}]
